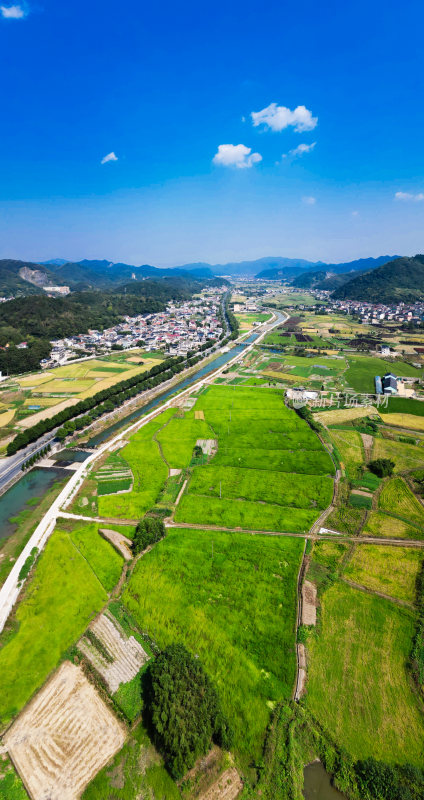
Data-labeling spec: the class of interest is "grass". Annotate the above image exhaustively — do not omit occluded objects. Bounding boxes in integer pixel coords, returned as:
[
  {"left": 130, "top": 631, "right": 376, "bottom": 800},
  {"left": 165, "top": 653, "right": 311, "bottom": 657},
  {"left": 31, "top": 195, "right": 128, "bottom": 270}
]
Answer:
[
  {"left": 344, "top": 355, "right": 422, "bottom": 393},
  {"left": 123, "top": 528, "right": 303, "bottom": 764},
  {"left": 156, "top": 411, "right": 212, "bottom": 468},
  {"left": 175, "top": 494, "right": 318, "bottom": 532},
  {"left": 67, "top": 522, "right": 123, "bottom": 591},
  {"left": 315, "top": 406, "right": 381, "bottom": 426},
  {"left": 0, "top": 530, "right": 107, "bottom": 727},
  {"left": 82, "top": 724, "right": 181, "bottom": 800},
  {"left": 362, "top": 511, "right": 423, "bottom": 540},
  {"left": 329, "top": 429, "right": 364, "bottom": 479},
  {"left": 97, "top": 408, "right": 175, "bottom": 519},
  {"left": 378, "top": 477, "right": 424, "bottom": 526},
  {"left": 379, "top": 397, "right": 424, "bottom": 416},
  {"left": 175, "top": 385, "right": 334, "bottom": 532},
  {"left": 344, "top": 544, "right": 422, "bottom": 603},
  {"left": 351, "top": 470, "right": 381, "bottom": 491},
  {"left": 307, "top": 582, "right": 424, "bottom": 765},
  {"left": 185, "top": 465, "right": 333, "bottom": 509},
  {"left": 382, "top": 413, "right": 424, "bottom": 431},
  {"left": 349, "top": 493, "right": 372, "bottom": 509},
  {"left": 372, "top": 437, "right": 424, "bottom": 472},
  {"left": 0, "top": 756, "right": 27, "bottom": 800},
  {"left": 213, "top": 447, "right": 334, "bottom": 474},
  {"left": 113, "top": 671, "right": 143, "bottom": 722}
]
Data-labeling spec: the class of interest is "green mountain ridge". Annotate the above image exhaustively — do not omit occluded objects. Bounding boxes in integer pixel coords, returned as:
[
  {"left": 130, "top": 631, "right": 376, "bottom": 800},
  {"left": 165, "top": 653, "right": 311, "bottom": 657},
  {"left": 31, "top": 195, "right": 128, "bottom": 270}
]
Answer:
[{"left": 332, "top": 255, "right": 424, "bottom": 303}]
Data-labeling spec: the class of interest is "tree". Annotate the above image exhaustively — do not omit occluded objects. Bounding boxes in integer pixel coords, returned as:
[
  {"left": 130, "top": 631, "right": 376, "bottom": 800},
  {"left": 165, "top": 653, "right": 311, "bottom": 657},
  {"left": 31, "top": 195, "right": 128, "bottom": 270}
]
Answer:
[
  {"left": 368, "top": 458, "right": 395, "bottom": 478},
  {"left": 132, "top": 517, "right": 166, "bottom": 555},
  {"left": 147, "top": 644, "right": 233, "bottom": 778}
]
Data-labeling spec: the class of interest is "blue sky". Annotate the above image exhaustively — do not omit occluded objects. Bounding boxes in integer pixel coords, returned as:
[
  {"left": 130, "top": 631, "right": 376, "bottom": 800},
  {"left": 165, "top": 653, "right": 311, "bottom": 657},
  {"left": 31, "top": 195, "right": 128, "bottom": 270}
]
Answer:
[{"left": 1, "top": 0, "right": 424, "bottom": 266}]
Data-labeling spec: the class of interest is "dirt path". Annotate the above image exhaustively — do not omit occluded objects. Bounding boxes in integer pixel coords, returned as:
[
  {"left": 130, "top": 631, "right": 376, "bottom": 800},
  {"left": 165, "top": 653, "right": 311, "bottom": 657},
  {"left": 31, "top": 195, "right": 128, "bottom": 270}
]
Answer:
[
  {"left": 361, "top": 433, "right": 374, "bottom": 461},
  {"left": 167, "top": 521, "right": 424, "bottom": 548},
  {"left": 341, "top": 577, "right": 415, "bottom": 609}
]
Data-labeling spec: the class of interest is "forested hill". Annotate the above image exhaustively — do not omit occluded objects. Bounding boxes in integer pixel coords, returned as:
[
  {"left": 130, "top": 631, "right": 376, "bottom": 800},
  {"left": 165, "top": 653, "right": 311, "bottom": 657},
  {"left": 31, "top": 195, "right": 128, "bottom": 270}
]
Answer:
[
  {"left": 0, "top": 276, "right": 226, "bottom": 375},
  {"left": 259, "top": 255, "right": 398, "bottom": 281},
  {"left": 332, "top": 255, "right": 424, "bottom": 303}
]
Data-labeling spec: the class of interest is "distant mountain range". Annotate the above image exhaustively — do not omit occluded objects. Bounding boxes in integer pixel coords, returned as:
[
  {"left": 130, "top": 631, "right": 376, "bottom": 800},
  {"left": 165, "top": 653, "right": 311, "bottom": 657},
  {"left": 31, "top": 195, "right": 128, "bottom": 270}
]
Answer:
[
  {"left": 332, "top": 255, "right": 424, "bottom": 303},
  {"left": 0, "top": 258, "right": 216, "bottom": 297},
  {"left": 1, "top": 253, "right": 420, "bottom": 303},
  {"left": 258, "top": 255, "right": 399, "bottom": 282}
]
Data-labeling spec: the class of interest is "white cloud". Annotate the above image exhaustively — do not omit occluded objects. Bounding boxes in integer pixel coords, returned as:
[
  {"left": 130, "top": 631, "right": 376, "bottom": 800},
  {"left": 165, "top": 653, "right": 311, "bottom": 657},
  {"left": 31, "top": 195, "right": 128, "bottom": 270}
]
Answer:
[
  {"left": 394, "top": 191, "right": 424, "bottom": 202},
  {"left": 302, "top": 196, "right": 316, "bottom": 205},
  {"left": 212, "top": 144, "right": 262, "bottom": 169},
  {"left": 251, "top": 103, "right": 318, "bottom": 132},
  {"left": 1, "top": 4, "right": 26, "bottom": 18},
  {"left": 101, "top": 152, "right": 118, "bottom": 164},
  {"left": 284, "top": 142, "right": 316, "bottom": 159},
  {"left": 352, "top": 210, "right": 359, "bottom": 216}
]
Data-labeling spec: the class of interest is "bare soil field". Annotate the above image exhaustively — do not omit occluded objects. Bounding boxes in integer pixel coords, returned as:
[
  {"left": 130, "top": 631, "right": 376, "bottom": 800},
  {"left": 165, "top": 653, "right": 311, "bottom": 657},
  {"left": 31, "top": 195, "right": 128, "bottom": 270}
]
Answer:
[
  {"left": 98, "top": 528, "right": 133, "bottom": 560},
  {"left": 4, "top": 661, "right": 126, "bottom": 800},
  {"left": 198, "top": 767, "right": 243, "bottom": 800},
  {"left": 302, "top": 580, "right": 317, "bottom": 625},
  {"left": 78, "top": 612, "right": 149, "bottom": 693}
]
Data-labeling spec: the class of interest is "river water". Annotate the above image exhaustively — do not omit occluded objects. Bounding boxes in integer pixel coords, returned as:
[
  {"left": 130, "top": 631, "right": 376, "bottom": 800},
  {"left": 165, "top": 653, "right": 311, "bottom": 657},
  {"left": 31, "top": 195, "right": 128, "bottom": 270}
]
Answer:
[{"left": 0, "top": 467, "right": 69, "bottom": 541}]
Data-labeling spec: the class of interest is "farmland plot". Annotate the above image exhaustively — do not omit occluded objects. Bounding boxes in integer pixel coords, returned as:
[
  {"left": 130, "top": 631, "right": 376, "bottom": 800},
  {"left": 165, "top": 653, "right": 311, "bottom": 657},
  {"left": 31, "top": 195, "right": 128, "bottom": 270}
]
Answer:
[
  {"left": 98, "top": 408, "right": 175, "bottom": 519},
  {"left": 307, "top": 583, "right": 424, "bottom": 765},
  {"left": 78, "top": 612, "right": 149, "bottom": 693},
  {"left": 4, "top": 661, "right": 126, "bottom": 800},
  {"left": 372, "top": 437, "right": 424, "bottom": 472},
  {"left": 344, "top": 544, "right": 422, "bottom": 603},
  {"left": 175, "top": 386, "right": 334, "bottom": 533},
  {"left": 0, "top": 530, "right": 107, "bottom": 727},
  {"left": 123, "top": 528, "right": 303, "bottom": 764},
  {"left": 378, "top": 477, "right": 424, "bottom": 527}
]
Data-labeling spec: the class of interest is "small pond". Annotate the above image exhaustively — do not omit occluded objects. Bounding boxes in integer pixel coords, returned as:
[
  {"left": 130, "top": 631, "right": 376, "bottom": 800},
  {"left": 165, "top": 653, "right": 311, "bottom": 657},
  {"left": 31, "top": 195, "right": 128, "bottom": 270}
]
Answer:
[{"left": 303, "top": 762, "right": 347, "bottom": 800}]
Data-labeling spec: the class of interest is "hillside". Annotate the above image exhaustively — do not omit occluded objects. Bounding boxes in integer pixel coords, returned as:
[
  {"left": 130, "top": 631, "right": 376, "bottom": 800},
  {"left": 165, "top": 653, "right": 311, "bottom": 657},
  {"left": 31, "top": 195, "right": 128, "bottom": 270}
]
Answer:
[
  {"left": 259, "top": 255, "right": 398, "bottom": 281},
  {"left": 332, "top": 255, "right": 424, "bottom": 303}
]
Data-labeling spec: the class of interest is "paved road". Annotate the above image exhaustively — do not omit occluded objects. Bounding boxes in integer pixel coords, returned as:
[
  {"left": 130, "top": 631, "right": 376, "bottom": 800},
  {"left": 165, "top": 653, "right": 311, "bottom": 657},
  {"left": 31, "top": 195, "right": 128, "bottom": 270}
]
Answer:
[
  {"left": 0, "top": 309, "right": 283, "bottom": 633},
  {"left": 0, "top": 430, "right": 58, "bottom": 493}
]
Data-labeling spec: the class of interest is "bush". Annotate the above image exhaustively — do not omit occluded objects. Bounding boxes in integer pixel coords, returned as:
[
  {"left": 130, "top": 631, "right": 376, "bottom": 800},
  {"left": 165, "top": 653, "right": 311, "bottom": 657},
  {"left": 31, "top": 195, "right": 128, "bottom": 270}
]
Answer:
[
  {"left": 147, "top": 643, "right": 233, "bottom": 778},
  {"left": 368, "top": 458, "right": 395, "bottom": 478}
]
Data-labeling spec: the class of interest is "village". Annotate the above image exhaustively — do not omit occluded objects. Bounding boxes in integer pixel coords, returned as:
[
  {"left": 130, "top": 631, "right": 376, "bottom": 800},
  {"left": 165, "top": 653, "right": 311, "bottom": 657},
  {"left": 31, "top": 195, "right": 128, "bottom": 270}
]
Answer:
[{"left": 41, "top": 286, "right": 227, "bottom": 367}]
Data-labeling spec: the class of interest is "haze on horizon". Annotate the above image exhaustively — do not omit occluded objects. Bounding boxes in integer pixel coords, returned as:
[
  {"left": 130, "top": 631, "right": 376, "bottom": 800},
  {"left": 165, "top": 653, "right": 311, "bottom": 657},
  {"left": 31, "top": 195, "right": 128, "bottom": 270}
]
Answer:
[{"left": 1, "top": 0, "right": 424, "bottom": 267}]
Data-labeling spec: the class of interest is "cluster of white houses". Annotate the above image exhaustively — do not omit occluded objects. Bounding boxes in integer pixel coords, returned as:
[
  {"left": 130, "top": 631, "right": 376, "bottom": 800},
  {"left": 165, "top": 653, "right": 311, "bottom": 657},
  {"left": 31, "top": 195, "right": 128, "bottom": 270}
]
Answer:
[{"left": 41, "top": 290, "right": 226, "bottom": 367}]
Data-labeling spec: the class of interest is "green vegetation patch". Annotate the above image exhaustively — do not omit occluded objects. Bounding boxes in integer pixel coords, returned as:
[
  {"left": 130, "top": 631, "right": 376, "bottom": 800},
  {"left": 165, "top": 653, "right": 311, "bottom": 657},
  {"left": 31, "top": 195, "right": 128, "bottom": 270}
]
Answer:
[
  {"left": 156, "top": 411, "right": 212, "bottom": 469},
  {"left": 307, "top": 582, "right": 424, "bottom": 765},
  {"left": 0, "top": 530, "right": 106, "bottom": 727},
  {"left": 176, "top": 385, "right": 334, "bottom": 532},
  {"left": 123, "top": 528, "right": 303, "bottom": 764},
  {"left": 175, "top": 494, "right": 317, "bottom": 532},
  {"left": 0, "top": 756, "right": 27, "bottom": 800},
  {"left": 378, "top": 477, "right": 424, "bottom": 527},
  {"left": 98, "top": 408, "right": 175, "bottom": 519},
  {"left": 379, "top": 397, "right": 424, "bottom": 416},
  {"left": 372, "top": 437, "right": 424, "bottom": 472},
  {"left": 67, "top": 522, "right": 123, "bottom": 591},
  {"left": 329, "top": 429, "right": 364, "bottom": 479},
  {"left": 82, "top": 724, "right": 181, "bottom": 800},
  {"left": 345, "top": 544, "right": 422, "bottom": 603},
  {"left": 349, "top": 493, "right": 372, "bottom": 509},
  {"left": 362, "top": 511, "right": 422, "bottom": 540},
  {"left": 345, "top": 355, "right": 422, "bottom": 393}
]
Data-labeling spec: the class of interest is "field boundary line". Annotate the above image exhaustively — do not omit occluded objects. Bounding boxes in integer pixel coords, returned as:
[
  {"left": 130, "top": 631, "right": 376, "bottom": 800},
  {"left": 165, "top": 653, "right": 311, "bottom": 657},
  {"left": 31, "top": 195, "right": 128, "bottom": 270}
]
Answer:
[
  {"left": 341, "top": 577, "right": 415, "bottom": 610},
  {"left": 293, "top": 538, "right": 307, "bottom": 702}
]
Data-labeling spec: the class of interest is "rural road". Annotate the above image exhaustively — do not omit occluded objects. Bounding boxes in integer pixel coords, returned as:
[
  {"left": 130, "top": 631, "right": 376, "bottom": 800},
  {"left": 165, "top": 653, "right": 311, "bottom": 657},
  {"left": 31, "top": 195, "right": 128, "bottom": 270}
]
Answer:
[{"left": 0, "top": 308, "right": 284, "bottom": 633}]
